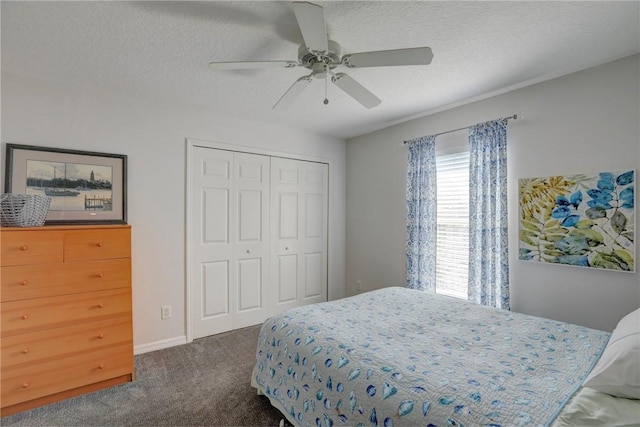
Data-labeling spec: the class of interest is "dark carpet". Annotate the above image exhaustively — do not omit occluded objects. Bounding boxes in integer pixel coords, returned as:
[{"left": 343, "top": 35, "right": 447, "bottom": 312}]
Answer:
[{"left": 1, "top": 325, "right": 287, "bottom": 426}]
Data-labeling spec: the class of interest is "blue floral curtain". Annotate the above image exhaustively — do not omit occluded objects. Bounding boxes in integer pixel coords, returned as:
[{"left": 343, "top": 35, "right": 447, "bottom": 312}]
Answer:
[
  {"left": 406, "top": 135, "right": 437, "bottom": 292},
  {"left": 468, "top": 119, "right": 510, "bottom": 309}
]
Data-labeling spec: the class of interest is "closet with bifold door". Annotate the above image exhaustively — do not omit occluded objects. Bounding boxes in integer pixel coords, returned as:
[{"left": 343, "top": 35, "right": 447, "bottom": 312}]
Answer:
[{"left": 189, "top": 145, "right": 328, "bottom": 340}]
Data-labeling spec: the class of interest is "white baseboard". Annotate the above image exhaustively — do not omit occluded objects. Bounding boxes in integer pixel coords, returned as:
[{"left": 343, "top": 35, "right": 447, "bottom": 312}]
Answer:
[{"left": 134, "top": 335, "right": 188, "bottom": 355}]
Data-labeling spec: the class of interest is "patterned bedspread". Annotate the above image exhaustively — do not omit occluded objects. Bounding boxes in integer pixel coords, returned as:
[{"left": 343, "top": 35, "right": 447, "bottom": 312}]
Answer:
[{"left": 251, "top": 287, "right": 609, "bottom": 427}]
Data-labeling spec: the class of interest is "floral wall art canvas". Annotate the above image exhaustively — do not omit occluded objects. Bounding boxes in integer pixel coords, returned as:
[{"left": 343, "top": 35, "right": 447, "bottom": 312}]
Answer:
[{"left": 519, "top": 170, "right": 635, "bottom": 272}]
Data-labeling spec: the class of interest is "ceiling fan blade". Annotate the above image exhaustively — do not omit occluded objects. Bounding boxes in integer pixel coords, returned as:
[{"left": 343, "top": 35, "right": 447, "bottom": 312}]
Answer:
[
  {"left": 273, "top": 75, "right": 314, "bottom": 109},
  {"left": 342, "top": 47, "right": 433, "bottom": 68},
  {"left": 331, "top": 73, "right": 381, "bottom": 109},
  {"left": 209, "top": 61, "right": 299, "bottom": 70},
  {"left": 292, "top": 1, "right": 328, "bottom": 53}
]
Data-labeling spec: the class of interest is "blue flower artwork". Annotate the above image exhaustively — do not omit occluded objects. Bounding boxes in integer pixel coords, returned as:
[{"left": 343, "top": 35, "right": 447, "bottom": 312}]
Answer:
[{"left": 519, "top": 170, "right": 635, "bottom": 271}]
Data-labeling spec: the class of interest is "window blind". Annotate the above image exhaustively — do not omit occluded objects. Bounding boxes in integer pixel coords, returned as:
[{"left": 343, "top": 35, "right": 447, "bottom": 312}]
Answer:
[{"left": 435, "top": 150, "right": 469, "bottom": 299}]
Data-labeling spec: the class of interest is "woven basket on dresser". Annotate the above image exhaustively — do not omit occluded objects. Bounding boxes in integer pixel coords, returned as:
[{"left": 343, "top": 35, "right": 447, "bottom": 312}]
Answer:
[{"left": 0, "top": 194, "right": 51, "bottom": 227}]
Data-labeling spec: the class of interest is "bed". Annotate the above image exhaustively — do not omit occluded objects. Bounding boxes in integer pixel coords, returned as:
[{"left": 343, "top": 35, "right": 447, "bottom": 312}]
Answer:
[{"left": 251, "top": 287, "right": 640, "bottom": 426}]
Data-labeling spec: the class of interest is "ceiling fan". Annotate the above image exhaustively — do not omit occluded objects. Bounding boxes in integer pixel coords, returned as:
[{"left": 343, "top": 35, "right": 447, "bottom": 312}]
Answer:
[{"left": 208, "top": 1, "right": 433, "bottom": 109}]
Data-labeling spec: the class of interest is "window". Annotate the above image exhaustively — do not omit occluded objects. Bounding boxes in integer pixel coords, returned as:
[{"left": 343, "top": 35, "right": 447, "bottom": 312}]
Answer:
[{"left": 435, "top": 149, "right": 469, "bottom": 299}]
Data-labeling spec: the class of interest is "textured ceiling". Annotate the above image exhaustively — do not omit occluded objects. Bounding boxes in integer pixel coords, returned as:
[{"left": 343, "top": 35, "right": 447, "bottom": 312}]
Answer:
[{"left": 2, "top": 1, "right": 639, "bottom": 139}]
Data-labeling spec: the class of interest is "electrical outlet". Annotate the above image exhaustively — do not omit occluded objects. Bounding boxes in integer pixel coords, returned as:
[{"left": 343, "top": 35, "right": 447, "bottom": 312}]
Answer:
[
  {"left": 161, "top": 305, "right": 171, "bottom": 320},
  {"left": 356, "top": 280, "right": 362, "bottom": 291}
]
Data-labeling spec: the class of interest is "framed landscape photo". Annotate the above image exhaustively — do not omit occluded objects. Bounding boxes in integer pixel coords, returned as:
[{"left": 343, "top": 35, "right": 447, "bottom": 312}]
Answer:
[{"left": 4, "top": 144, "right": 127, "bottom": 224}]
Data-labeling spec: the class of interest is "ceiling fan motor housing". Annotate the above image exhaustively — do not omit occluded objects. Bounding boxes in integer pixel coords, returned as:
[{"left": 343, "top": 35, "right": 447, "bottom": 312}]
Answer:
[{"left": 298, "top": 40, "right": 342, "bottom": 78}]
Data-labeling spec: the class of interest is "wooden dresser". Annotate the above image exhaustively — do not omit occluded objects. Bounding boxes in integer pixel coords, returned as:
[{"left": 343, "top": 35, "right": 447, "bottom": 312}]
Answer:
[{"left": 0, "top": 224, "right": 133, "bottom": 416}]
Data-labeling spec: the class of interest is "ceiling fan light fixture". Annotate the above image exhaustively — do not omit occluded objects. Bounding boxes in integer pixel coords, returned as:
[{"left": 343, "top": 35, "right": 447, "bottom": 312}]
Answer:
[
  {"left": 311, "top": 62, "right": 330, "bottom": 79},
  {"left": 297, "top": 40, "right": 342, "bottom": 68}
]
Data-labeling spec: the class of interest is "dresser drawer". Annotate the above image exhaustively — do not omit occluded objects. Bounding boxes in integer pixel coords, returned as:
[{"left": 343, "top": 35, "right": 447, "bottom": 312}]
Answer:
[
  {"left": 0, "top": 231, "right": 64, "bottom": 266},
  {"left": 64, "top": 228, "right": 131, "bottom": 261},
  {"left": 1, "top": 343, "right": 133, "bottom": 407},
  {"left": 1, "top": 289, "right": 131, "bottom": 337},
  {"left": 1, "top": 259, "right": 131, "bottom": 302},
  {"left": 1, "top": 317, "right": 132, "bottom": 369}
]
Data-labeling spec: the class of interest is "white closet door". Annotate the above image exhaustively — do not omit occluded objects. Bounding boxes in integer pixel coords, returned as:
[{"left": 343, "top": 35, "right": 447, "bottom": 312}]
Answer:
[
  {"left": 191, "top": 147, "right": 234, "bottom": 338},
  {"left": 191, "top": 147, "right": 270, "bottom": 338},
  {"left": 233, "top": 152, "right": 271, "bottom": 328},
  {"left": 271, "top": 158, "right": 328, "bottom": 313}
]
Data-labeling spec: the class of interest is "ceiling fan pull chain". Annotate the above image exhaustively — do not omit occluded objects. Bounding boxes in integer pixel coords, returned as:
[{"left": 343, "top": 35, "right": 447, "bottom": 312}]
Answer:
[{"left": 323, "top": 70, "right": 329, "bottom": 105}]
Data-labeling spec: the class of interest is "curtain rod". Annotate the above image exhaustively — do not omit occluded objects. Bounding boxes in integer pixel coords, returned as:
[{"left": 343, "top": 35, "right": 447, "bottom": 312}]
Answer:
[{"left": 402, "top": 113, "right": 522, "bottom": 145}]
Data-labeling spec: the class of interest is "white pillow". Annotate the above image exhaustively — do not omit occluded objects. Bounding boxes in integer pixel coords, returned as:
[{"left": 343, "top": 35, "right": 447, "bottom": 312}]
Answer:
[{"left": 583, "top": 308, "right": 640, "bottom": 399}]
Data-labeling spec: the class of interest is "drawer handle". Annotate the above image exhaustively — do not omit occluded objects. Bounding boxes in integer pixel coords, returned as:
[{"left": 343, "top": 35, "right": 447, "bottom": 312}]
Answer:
[
  {"left": 285, "top": 246, "right": 289, "bottom": 250},
  {"left": 21, "top": 383, "right": 30, "bottom": 389},
  {"left": 96, "top": 242, "right": 104, "bottom": 248},
  {"left": 246, "top": 249, "right": 251, "bottom": 254},
  {"left": 19, "top": 245, "right": 28, "bottom": 251},
  {"left": 96, "top": 303, "right": 104, "bottom": 309},
  {"left": 21, "top": 348, "right": 29, "bottom": 354},
  {"left": 21, "top": 314, "right": 29, "bottom": 320},
  {"left": 95, "top": 273, "right": 104, "bottom": 279},
  {"left": 20, "top": 280, "right": 28, "bottom": 286},
  {"left": 98, "top": 334, "right": 105, "bottom": 339},
  {"left": 98, "top": 364, "right": 105, "bottom": 369}
]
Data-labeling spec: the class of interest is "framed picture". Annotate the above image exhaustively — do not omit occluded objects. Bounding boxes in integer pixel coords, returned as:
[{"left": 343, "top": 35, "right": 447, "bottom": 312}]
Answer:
[
  {"left": 4, "top": 144, "right": 127, "bottom": 224},
  {"left": 519, "top": 169, "right": 634, "bottom": 272}
]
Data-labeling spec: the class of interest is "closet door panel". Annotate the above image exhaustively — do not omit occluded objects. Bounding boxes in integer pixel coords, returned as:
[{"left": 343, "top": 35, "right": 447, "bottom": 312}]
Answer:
[
  {"left": 201, "top": 261, "right": 230, "bottom": 318},
  {"left": 233, "top": 153, "right": 271, "bottom": 329},
  {"left": 305, "top": 194, "right": 324, "bottom": 238},
  {"left": 303, "top": 253, "right": 323, "bottom": 298},
  {"left": 191, "top": 148, "right": 235, "bottom": 338},
  {"left": 271, "top": 158, "right": 328, "bottom": 312},
  {"left": 238, "top": 190, "right": 262, "bottom": 242},
  {"left": 279, "top": 193, "right": 299, "bottom": 239},
  {"left": 271, "top": 160, "right": 300, "bottom": 313},
  {"left": 299, "top": 162, "right": 328, "bottom": 306},
  {"left": 203, "top": 188, "right": 229, "bottom": 245},
  {"left": 302, "top": 189, "right": 326, "bottom": 300},
  {"left": 277, "top": 255, "right": 298, "bottom": 304},
  {"left": 237, "top": 258, "right": 262, "bottom": 311}
]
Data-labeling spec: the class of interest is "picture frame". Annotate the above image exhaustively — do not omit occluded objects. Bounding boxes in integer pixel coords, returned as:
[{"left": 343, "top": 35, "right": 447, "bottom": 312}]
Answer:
[
  {"left": 4, "top": 144, "right": 127, "bottom": 224},
  {"left": 519, "top": 169, "right": 635, "bottom": 272}
]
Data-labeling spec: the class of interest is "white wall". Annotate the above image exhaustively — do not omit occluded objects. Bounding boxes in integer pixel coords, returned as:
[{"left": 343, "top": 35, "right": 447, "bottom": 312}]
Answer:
[
  {"left": 1, "top": 72, "right": 346, "bottom": 353},
  {"left": 346, "top": 55, "right": 639, "bottom": 332}
]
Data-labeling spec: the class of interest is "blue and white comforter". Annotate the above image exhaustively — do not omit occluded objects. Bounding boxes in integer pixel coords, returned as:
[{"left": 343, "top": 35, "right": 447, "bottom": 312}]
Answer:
[{"left": 251, "top": 287, "right": 609, "bottom": 427}]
